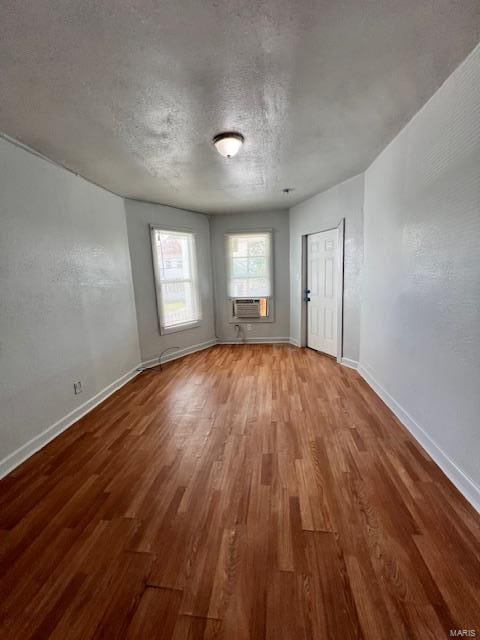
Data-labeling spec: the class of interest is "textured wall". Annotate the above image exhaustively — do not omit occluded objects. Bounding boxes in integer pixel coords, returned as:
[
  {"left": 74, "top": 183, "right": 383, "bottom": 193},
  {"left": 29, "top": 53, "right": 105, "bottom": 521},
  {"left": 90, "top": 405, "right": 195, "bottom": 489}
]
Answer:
[
  {"left": 0, "top": 137, "right": 140, "bottom": 465},
  {"left": 124, "top": 200, "right": 216, "bottom": 361},
  {"left": 289, "top": 175, "right": 364, "bottom": 361},
  {"left": 212, "top": 210, "right": 290, "bottom": 341},
  {"left": 360, "top": 44, "right": 480, "bottom": 490}
]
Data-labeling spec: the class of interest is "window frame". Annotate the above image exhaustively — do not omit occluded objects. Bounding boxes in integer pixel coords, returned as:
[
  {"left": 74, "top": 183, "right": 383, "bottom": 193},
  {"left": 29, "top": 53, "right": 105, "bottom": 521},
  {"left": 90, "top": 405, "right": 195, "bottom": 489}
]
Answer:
[
  {"left": 150, "top": 225, "right": 202, "bottom": 335},
  {"left": 224, "top": 229, "right": 275, "bottom": 323}
]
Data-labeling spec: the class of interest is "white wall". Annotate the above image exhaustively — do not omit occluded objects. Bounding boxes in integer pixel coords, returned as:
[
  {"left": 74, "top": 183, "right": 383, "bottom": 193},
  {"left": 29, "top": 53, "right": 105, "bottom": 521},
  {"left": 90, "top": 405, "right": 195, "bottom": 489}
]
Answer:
[
  {"left": 360, "top": 44, "right": 480, "bottom": 503},
  {"left": 212, "top": 210, "right": 290, "bottom": 342},
  {"left": 124, "top": 200, "right": 216, "bottom": 362},
  {"left": 0, "top": 137, "right": 140, "bottom": 473},
  {"left": 289, "top": 174, "right": 364, "bottom": 361}
]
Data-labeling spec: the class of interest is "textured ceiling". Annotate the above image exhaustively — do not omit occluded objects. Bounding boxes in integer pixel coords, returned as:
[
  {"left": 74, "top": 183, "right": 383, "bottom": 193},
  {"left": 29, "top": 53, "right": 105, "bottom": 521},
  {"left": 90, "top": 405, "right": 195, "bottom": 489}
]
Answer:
[{"left": 0, "top": 1, "right": 479, "bottom": 214}]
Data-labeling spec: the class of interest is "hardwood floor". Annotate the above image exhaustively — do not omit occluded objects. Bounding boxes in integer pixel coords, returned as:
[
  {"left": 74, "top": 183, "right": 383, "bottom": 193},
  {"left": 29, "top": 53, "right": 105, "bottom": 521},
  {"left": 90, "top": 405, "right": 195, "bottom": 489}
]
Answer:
[{"left": 1, "top": 344, "right": 479, "bottom": 639}]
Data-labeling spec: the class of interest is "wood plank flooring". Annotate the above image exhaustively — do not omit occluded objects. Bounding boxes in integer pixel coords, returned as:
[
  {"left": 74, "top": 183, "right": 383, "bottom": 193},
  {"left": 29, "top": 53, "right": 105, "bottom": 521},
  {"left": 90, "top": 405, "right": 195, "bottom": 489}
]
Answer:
[{"left": 1, "top": 344, "right": 479, "bottom": 639}]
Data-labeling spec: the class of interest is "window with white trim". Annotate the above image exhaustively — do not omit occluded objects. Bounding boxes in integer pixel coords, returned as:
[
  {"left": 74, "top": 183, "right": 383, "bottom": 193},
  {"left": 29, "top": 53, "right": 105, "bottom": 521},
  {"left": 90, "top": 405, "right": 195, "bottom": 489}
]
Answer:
[
  {"left": 151, "top": 228, "right": 201, "bottom": 334},
  {"left": 226, "top": 232, "right": 272, "bottom": 298}
]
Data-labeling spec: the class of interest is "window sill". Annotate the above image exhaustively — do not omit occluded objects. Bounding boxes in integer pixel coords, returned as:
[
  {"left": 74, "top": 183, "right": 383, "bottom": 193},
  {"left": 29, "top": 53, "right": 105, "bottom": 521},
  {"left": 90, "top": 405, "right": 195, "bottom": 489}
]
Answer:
[{"left": 160, "top": 320, "right": 201, "bottom": 335}]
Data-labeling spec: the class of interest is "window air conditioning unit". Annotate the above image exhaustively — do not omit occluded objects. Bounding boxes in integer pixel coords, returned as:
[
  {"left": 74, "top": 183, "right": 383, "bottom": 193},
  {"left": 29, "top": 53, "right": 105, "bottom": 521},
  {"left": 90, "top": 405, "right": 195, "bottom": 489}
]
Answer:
[{"left": 233, "top": 299, "right": 261, "bottom": 318}]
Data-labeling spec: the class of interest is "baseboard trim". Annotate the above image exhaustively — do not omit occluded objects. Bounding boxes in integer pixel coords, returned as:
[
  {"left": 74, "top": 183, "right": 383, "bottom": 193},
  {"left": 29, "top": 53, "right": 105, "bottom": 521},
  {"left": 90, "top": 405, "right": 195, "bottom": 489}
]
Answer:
[
  {"left": 0, "top": 366, "right": 140, "bottom": 479},
  {"left": 140, "top": 339, "right": 218, "bottom": 370},
  {"left": 358, "top": 363, "right": 480, "bottom": 513},
  {"left": 341, "top": 357, "right": 358, "bottom": 370},
  {"left": 289, "top": 338, "right": 301, "bottom": 347},
  {"left": 216, "top": 337, "right": 291, "bottom": 345}
]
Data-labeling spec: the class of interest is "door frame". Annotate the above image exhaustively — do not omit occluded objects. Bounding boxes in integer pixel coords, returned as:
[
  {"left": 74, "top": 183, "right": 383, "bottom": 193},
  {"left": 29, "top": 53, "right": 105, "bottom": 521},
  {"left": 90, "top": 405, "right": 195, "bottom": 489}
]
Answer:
[{"left": 300, "top": 218, "right": 345, "bottom": 363}]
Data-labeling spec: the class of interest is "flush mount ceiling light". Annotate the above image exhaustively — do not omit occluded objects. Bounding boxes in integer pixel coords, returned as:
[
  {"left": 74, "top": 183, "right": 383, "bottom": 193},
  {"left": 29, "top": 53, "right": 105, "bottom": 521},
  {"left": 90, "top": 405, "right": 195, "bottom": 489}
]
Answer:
[{"left": 213, "top": 132, "right": 245, "bottom": 158}]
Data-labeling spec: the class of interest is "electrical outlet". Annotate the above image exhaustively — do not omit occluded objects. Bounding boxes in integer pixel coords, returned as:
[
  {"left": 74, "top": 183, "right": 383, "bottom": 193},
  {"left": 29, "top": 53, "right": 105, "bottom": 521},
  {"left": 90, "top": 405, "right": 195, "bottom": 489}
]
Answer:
[
  {"left": 73, "top": 381, "right": 82, "bottom": 395},
  {"left": 247, "top": 324, "right": 252, "bottom": 331}
]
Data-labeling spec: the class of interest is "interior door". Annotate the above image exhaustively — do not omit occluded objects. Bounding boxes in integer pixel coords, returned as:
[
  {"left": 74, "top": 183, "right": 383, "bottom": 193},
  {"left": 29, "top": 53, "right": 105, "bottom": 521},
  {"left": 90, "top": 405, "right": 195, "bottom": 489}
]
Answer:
[{"left": 307, "top": 229, "right": 338, "bottom": 357}]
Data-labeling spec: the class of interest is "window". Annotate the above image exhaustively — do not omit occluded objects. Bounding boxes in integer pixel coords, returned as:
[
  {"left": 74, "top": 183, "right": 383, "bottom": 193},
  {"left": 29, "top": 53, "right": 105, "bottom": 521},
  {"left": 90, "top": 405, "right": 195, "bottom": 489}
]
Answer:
[
  {"left": 226, "top": 232, "right": 272, "bottom": 298},
  {"left": 150, "top": 227, "right": 201, "bottom": 334}
]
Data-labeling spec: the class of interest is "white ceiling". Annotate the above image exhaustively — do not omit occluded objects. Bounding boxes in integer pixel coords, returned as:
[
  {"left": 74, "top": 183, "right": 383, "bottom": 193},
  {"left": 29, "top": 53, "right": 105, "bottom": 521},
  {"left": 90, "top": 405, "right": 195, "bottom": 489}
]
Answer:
[{"left": 1, "top": 1, "right": 479, "bottom": 214}]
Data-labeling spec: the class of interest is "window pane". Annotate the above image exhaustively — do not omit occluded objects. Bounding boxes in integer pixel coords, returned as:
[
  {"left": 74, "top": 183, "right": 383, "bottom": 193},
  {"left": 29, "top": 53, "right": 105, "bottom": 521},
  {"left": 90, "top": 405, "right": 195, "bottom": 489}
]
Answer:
[
  {"left": 247, "top": 237, "right": 267, "bottom": 256},
  {"left": 160, "top": 281, "right": 197, "bottom": 327},
  {"left": 230, "top": 277, "right": 271, "bottom": 298},
  {"left": 157, "top": 232, "right": 191, "bottom": 281},
  {"left": 151, "top": 228, "right": 201, "bottom": 331},
  {"left": 232, "top": 257, "right": 248, "bottom": 277},
  {"left": 226, "top": 232, "right": 272, "bottom": 299},
  {"left": 247, "top": 257, "right": 266, "bottom": 276},
  {"left": 230, "top": 279, "right": 250, "bottom": 298},
  {"left": 231, "top": 237, "right": 249, "bottom": 258},
  {"left": 247, "top": 277, "right": 270, "bottom": 297}
]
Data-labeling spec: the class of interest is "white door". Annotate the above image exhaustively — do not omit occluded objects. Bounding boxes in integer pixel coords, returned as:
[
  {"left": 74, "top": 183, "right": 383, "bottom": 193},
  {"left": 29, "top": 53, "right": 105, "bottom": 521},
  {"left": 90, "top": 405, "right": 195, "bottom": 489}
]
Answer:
[{"left": 307, "top": 229, "right": 338, "bottom": 357}]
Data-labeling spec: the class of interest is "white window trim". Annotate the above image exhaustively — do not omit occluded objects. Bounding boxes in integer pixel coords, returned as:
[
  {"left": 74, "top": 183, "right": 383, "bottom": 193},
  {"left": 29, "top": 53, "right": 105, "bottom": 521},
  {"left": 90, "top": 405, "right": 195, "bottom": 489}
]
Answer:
[
  {"left": 225, "top": 229, "right": 275, "bottom": 323},
  {"left": 150, "top": 225, "right": 202, "bottom": 335}
]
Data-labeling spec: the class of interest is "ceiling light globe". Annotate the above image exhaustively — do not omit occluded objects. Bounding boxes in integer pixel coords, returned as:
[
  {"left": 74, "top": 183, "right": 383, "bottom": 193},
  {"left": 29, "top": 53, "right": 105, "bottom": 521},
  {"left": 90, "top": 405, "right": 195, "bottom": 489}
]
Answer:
[{"left": 213, "top": 132, "right": 244, "bottom": 158}]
